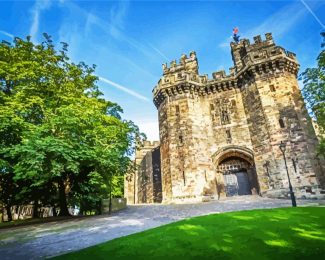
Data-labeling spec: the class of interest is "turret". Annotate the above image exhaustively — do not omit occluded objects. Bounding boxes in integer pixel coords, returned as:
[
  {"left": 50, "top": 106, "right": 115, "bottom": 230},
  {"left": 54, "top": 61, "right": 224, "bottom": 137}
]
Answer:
[
  {"left": 162, "top": 51, "right": 199, "bottom": 75},
  {"left": 230, "top": 33, "right": 298, "bottom": 76},
  {"left": 153, "top": 51, "right": 208, "bottom": 109}
]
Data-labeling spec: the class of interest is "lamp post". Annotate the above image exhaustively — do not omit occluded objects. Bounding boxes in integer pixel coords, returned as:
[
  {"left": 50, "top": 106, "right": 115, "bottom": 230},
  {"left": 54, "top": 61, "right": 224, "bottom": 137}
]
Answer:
[{"left": 279, "top": 141, "right": 297, "bottom": 207}]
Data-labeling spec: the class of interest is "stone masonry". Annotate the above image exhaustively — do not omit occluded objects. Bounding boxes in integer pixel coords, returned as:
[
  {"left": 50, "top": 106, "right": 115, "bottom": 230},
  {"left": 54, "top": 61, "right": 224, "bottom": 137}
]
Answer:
[
  {"left": 125, "top": 141, "right": 162, "bottom": 204},
  {"left": 125, "top": 33, "right": 325, "bottom": 204}
]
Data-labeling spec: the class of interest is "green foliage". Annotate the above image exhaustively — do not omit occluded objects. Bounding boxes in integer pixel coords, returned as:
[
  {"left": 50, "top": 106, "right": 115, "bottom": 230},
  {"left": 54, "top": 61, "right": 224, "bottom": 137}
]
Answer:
[
  {"left": 300, "top": 32, "right": 325, "bottom": 156},
  {"left": 53, "top": 207, "right": 325, "bottom": 260},
  {"left": 0, "top": 34, "right": 145, "bottom": 217}
]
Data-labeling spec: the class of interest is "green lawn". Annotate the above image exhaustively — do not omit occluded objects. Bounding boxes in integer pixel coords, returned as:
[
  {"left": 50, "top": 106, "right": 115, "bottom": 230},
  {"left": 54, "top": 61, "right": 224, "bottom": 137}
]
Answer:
[{"left": 53, "top": 207, "right": 325, "bottom": 260}]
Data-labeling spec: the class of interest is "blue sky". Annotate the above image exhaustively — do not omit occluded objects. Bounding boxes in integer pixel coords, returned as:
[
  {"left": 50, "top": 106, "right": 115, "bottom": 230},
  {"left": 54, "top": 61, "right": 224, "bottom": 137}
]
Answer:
[{"left": 1, "top": 0, "right": 324, "bottom": 140}]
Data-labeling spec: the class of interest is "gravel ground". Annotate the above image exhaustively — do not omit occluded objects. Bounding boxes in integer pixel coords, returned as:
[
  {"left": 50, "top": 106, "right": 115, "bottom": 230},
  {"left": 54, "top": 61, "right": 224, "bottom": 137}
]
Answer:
[{"left": 0, "top": 196, "right": 323, "bottom": 259}]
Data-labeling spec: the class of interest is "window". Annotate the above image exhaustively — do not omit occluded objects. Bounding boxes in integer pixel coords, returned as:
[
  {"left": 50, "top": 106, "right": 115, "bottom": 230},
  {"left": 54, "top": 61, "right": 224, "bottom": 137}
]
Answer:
[
  {"left": 210, "top": 104, "right": 214, "bottom": 111},
  {"left": 269, "top": 84, "right": 276, "bottom": 92},
  {"left": 279, "top": 118, "right": 285, "bottom": 128},
  {"left": 176, "top": 105, "right": 180, "bottom": 114},
  {"left": 182, "top": 171, "right": 186, "bottom": 186},
  {"left": 221, "top": 109, "right": 230, "bottom": 124},
  {"left": 179, "top": 135, "right": 183, "bottom": 143},
  {"left": 231, "top": 100, "right": 236, "bottom": 107},
  {"left": 226, "top": 129, "right": 232, "bottom": 139}
]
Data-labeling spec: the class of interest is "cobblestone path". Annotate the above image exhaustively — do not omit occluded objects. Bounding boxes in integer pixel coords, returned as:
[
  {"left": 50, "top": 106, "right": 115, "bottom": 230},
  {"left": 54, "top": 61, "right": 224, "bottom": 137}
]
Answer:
[{"left": 0, "top": 196, "right": 323, "bottom": 259}]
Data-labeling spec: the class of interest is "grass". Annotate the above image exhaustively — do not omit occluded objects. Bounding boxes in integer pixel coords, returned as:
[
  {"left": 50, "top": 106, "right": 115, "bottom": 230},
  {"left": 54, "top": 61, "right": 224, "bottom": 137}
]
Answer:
[{"left": 53, "top": 207, "right": 325, "bottom": 260}]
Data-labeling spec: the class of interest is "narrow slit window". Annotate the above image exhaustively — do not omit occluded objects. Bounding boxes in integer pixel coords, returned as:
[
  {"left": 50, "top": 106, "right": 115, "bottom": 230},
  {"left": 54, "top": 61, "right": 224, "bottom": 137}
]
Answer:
[
  {"left": 182, "top": 171, "right": 186, "bottom": 186},
  {"left": 226, "top": 129, "right": 232, "bottom": 139},
  {"left": 179, "top": 135, "right": 183, "bottom": 143},
  {"left": 269, "top": 84, "right": 276, "bottom": 92},
  {"left": 279, "top": 118, "right": 285, "bottom": 128},
  {"left": 176, "top": 105, "right": 180, "bottom": 114}
]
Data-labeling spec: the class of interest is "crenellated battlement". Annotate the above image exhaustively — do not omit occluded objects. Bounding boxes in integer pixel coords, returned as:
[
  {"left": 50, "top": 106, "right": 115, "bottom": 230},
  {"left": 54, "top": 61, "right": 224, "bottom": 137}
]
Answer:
[
  {"left": 152, "top": 32, "right": 299, "bottom": 108},
  {"left": 230, "top": 32, "right": 274, "bottom": 50},
  {"left": 231, "top": 33, "right": 297, "bottom": 72},
  {"left": 142, "top": 140, "right": 160, "bottom": 148},
  {"left": 162, "top": 51, "right": 198, "bottom": 75},
  {"left": 135, "top": 140, "right": 160, "bottom": 161}
]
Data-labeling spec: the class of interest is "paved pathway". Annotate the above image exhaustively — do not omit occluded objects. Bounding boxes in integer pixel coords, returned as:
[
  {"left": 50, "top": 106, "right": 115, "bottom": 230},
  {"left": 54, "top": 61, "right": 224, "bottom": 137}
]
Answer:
[{"left": 0, "top": 196, "right": 323, "bottom": 259}]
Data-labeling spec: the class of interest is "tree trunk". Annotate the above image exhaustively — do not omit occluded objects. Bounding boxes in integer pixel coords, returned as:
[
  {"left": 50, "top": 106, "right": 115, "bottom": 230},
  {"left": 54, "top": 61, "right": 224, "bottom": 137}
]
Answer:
[
  {"left": 6, "top": 204, "right": 12, "bottom": 222},
  {"left": 33, "top": 200, "right": 39, "bottom": 218},
  {"left": 17, "top": 205, "right": 22, "bottom": 220},
  {"left": 58, "top": 179, "right": 70, "bottom": 216},
  {"left": 52, "top": 206, "right": 57, "bottom": 217}
]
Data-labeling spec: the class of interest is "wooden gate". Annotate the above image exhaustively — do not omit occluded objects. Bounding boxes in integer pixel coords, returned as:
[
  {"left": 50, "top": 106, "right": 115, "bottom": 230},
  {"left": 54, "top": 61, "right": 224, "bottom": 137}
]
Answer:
[{"left": 223, "top": 171, "right": 251, "bottom": 197}]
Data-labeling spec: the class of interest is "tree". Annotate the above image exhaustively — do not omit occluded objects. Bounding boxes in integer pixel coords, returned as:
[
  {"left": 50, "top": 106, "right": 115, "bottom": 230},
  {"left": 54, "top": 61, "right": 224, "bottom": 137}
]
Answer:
[
  {"left": 300, "top": 31, "right": 325, "bottom": 156},
  {"left": 0, "top": 34, "right": 145, "bottom": 218}
]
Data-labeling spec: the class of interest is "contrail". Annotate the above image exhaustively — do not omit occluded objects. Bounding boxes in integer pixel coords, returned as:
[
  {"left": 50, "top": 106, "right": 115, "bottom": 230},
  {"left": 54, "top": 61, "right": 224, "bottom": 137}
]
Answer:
[
  {"left": 300, "top": 0, "right": 325, "bottom": 29},
  {"left": 98, "top": 76, "right": 150, "bottom": 103},
  {"left": 148, "top": 43, "right": 170, "bottom": 62},
  {"left": 0, "top": 30, "right": 14, "bottom": 39}
]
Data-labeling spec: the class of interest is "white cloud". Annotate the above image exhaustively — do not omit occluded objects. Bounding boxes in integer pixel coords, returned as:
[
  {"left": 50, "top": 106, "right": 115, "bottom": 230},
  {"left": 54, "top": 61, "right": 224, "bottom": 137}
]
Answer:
[
  {"left": 0, "top": 30, "right": 14, "bottom": 39},
  {"left": 64, "top": 1, "right": 169, "bottom": 62},
  {"left": 246, "top": 3, "right": 306, "bottom": 40},
  {"left": 218, "top": 2, "right": 308, "bottom": 48},
  {"left": 98, "top": 76, "right": 150, "bottom": 103},
  {"left": 132, "top": 118, "right": 159, "bottom": 141},
  {"left": 109, "top": 0, "right": 130, "bottom": 30},
  {"left": 29, "top": 0, "right": 52, "bottom": 41}
]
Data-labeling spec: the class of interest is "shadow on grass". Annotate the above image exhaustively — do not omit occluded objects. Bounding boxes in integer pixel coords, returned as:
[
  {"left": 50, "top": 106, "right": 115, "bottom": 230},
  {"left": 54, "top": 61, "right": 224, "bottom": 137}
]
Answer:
[{"left": 53, "top": 207, "right": 325, "bottom": 260}]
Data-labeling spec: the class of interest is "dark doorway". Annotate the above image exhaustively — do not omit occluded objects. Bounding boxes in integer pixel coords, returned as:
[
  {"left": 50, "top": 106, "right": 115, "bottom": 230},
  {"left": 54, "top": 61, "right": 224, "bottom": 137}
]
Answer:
[
  {"left": 152, "top": 147, "right": 162, "bottom": 203},
  {"left": 223, "top": 170, "right": 252, "bottom": 197},
  {"left": 236, "top": 171, "right": 251, "bottom": 195}
]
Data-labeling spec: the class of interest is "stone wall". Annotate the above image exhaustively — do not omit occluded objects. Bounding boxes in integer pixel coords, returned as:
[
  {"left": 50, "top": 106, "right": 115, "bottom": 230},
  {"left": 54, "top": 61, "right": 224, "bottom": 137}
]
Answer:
[
  {"left": 151, "top": 32, "right": 325, "bottom": 203},
  {"left": 124, "top": 141, "right": 162, "bottom": 204},
  {"left": 101, "top": 198, "right": 127, "bottom": 213}
]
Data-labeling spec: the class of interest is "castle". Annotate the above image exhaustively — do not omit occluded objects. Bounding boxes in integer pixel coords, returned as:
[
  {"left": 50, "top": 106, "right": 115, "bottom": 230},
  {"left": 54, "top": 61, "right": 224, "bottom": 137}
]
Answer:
[{"left": 125, "top": 33, "right": 325, "bottom": 204}]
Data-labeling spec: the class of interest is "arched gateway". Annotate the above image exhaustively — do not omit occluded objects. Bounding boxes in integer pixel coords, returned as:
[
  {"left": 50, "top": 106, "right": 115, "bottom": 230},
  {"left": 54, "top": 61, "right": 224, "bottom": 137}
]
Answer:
[{"left": 212, "top": 146, "right": 259, "bottom": 197}]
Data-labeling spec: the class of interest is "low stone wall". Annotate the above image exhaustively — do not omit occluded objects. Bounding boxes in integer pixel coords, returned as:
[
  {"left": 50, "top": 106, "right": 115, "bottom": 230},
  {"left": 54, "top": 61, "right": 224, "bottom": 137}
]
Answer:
[
  {"left": 101, "top": 198, "right": 127, "bottom": 214},
  {"left": 1, "top": 205, "right": 56, "bottom": 221}
]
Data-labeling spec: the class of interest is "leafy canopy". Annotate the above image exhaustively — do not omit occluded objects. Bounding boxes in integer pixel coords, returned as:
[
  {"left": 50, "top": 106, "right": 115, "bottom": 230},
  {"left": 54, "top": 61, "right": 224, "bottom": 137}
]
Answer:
[
  {"left": 0, "top": 34, "right": 145, "bottom": 216},
  {"left": 300, "top": 32, "right": 325, "bottom": 156}
]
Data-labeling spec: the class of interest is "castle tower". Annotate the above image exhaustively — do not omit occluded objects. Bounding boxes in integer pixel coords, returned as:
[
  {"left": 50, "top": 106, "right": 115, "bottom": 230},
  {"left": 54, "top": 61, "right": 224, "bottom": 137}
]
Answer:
[
  {"left": 124, "top": 141, "right": 161, "bottom": 204},
  {"left": 153, "top": 52, "right": 214, "bottom": 202},
  {"left": 152, "top": 32, "right": 324, "bottom": 203},
  {"left": 233, "top": 33, "right": 325, "bottom": 196}
]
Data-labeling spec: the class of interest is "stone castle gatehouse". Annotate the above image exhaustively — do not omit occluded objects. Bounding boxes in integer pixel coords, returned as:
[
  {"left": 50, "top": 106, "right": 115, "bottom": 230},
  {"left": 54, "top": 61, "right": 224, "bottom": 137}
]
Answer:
[{"left": 125, "top": 33, "right": 325, "bottom": 203}]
